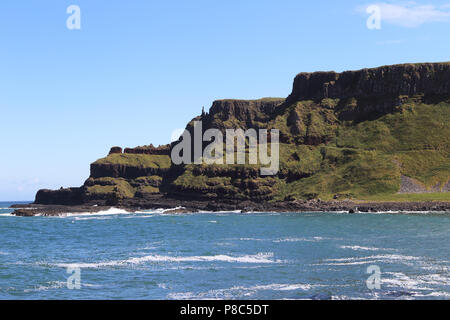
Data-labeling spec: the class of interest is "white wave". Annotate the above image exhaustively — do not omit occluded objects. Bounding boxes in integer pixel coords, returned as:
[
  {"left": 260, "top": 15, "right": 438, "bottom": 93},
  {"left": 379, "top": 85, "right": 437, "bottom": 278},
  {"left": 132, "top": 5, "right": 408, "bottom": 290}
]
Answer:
[
  {"left": 60, "top": 207, "right": 130, "bottom": 217},
  {"left": 134, "top": 206, "right": 191, "bottom": 215},
  {"left": 126, "top": 253, "right": 278, "bottom": 264},
  {"left": 325, "top": 254, "right": 419, "bottom": 262},
  {"left": 167, "top": 291, "right": 200, "bottom": 299},
  {"left": 382, "top": 271, "right": 450, "bottom": 294},
  {"left": 220, "top": 210, "right": 242, "bottom": 213},
  {"left": 53, "top": 252, "right": 280, "bottom": 269},
  {"left": 315, "top": 254, "right": 421, "bottom": 266},
  {"left": 23, "top": 281, "right": 100, "bottom": 293},
  {"left": 274, "top": 236, "right": 324, "bottom": 243},
  {"left": 239, "top": 238, "right": 268, "bottom": 241},
  {"left": 415, "top": 291, "right": 450, "bottom": 298},
  {"left": 417, "top": 273, "right": 450, "bottom": 284},
  {"left": 23, "top": 281, "right": 67, "bottom": 293},
  {"left": 200, "top": 210, "right": 242, "bottom": 214},
  {"left": 331, "top": 295, "right": 355, "bottom": 300},
  {"left": 30, "top": 207, "right": 191, "bottom": 218},
  {"left": 249, "top": 283, "right": 313, "bottom": 291},
  {"left": 162, "top": 206, "right": 187, "bottom": 213},
  {"left": 0, "top": 213, "right": 13, "bottom": 216},
  {"left": 321, "top": 261, "right": 377, "bottom": 266},
  {"left": 167, "top": 282, "right": 314, "bottom": 300},
  {"left": 384, "top": 272, "right": 450, "bottom": 288},
  {"left": 132, "top": 207, "right": 202, "bottom": 216},
  {"left": 339, "top": 245, "right": 395, "bottom": 252},
  {"left": 317, "top": 255, "right": 449, "bottom": 274}
]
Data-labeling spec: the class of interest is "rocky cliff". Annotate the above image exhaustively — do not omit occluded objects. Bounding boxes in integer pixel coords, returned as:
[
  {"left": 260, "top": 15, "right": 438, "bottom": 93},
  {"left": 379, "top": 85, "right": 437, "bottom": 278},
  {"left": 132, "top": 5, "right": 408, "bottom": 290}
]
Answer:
[
  {"left": 33, "top": 62, "right": 450, "bottom": 207},
  {"left": 288, "top": 63, "right": 450, "bottom": 101}
]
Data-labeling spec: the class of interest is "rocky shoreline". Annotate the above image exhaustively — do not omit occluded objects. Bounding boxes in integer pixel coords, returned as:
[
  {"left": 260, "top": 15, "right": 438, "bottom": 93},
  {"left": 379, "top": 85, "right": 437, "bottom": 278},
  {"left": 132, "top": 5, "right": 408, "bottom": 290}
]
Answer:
[{"left": 10, "top": 196, "right": 450, "bottom": 216}]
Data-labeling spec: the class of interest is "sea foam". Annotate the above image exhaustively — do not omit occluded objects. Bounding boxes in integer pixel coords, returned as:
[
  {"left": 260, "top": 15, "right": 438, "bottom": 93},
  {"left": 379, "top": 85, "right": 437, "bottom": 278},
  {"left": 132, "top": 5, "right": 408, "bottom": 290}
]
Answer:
[{"left": 53, "top": 252, "right": 279, "bottom": 269}]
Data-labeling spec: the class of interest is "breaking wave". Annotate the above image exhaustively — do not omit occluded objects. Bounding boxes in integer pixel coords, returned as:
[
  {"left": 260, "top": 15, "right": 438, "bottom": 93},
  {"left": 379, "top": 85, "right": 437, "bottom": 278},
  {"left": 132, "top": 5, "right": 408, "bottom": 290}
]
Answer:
[
  {"left": 339, "top": 245, "right": 395, "bottom": 251},
  {"left": 167, "top": 282, "right": 314, "bottom": 299},
  {"left": 314, "top": 254, "right": 422, "bottom": 266},
  {"left": 51, "top": 252, "right": 280, "bottom": 269}
]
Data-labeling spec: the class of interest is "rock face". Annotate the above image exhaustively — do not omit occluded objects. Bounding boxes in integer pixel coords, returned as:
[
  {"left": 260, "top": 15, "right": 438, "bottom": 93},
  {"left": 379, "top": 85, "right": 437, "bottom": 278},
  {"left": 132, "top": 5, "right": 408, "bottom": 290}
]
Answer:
[
  {"left": 287, "top": 63, "right": 450, "bottom": 102},
  {"left": 90, "top": 163, "right": 168, "bottom": 179},
  {"left": 205, "top": 98, "right": 284, "bottom": 129},
  {"left": 124, "top": 144, "right": 171, "bottom": 155},
  {"left": 32, "top": 62, "right": 450, "bottom": 207},
  {"left": 35, "top": 188, "right": 85, "bottom": 205},
  {"left": 108, "top": 146, "right": 123, "bottom": 155}
]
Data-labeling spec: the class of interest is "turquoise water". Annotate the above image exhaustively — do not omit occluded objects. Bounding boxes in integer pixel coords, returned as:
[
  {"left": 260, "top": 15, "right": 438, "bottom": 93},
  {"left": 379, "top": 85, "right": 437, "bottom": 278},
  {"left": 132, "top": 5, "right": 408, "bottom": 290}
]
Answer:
[{"left": 0, "top": 201, "right": 449, "bottom": 300}]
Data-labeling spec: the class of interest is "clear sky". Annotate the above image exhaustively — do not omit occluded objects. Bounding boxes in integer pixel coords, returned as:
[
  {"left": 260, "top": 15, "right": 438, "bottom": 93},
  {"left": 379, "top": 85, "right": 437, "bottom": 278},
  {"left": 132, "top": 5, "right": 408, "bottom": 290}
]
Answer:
[{"left": 1, "top": 0, "right": 449, "bottom": 201}]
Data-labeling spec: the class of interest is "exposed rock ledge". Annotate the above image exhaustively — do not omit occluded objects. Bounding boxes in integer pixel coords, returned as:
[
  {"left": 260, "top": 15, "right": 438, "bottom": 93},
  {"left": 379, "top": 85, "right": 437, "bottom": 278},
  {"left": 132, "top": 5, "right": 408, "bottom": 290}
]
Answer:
[{"left": 10, "top": 198, "right": 450, "bottom": 216}]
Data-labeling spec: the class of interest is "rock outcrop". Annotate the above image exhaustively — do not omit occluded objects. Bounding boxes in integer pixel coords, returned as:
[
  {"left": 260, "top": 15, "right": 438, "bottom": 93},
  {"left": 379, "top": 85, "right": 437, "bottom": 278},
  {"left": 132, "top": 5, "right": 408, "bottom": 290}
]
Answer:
[
  {"left": 108, "top": 146, "right": 123, "bottom": 154},
  {"left": 124, "top": 144, "right": 171, "bottom": 155},
  {"left": 287, "top": 63, "right": 450, "bottom": 102},
  {"left": 35, "top": 187, "right": 85, "bottom": 205}
]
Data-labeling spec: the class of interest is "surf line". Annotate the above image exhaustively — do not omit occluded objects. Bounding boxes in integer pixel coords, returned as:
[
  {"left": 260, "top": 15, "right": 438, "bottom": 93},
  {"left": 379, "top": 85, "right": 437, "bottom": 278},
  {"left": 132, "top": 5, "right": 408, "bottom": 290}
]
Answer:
[{"left": 180, "top": 304, "right": 214, "bottom": 318}]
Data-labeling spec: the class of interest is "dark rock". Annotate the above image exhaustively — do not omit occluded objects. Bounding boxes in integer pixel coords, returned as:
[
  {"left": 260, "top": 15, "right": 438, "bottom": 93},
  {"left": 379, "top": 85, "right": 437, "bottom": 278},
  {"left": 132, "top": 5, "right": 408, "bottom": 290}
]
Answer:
[
  {"left": 11, "top": 199, "right": 450, "bottom": 216},
  {"left": 124, "top": 144, "right": 171, "bottom": 155},
  {"left": 90, "top": 163, "right": 169, "bottom": 179},
  {"left": 108, "top": 146, "right": 123, "bottom": 154},
  {"left": 35, "top": 188, "right": 84, "bottom": 205},
  {"left": 287, "top": 63, "right": 450, "bottom": 102},
  {"left": 287, "top": 63, "right": 450, "bottom": 121}
]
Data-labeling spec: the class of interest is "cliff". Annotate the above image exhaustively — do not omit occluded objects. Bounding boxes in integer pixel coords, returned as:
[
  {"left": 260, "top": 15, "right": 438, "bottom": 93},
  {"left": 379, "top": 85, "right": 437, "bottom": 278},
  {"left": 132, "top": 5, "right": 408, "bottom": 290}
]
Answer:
[
  {"left": 288, "top": 63, "right": 450, "bottom": 102},
  {"left": 33, "top": 62, "right": 450, "bottom": 206}
]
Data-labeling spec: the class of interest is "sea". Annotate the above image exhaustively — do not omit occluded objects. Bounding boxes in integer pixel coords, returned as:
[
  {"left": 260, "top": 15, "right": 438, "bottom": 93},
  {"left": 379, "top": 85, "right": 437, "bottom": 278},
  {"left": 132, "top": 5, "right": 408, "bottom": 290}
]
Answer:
[{"left": 0, "top": 201, "right": 449, "bottom": 300}]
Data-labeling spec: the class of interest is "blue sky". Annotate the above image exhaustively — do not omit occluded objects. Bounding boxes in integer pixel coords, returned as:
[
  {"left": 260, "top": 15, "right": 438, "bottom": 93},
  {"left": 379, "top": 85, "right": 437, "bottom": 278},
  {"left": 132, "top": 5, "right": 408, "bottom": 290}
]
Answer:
[{"left": 1, "top": 0, "right": 449, "bottom": 200}]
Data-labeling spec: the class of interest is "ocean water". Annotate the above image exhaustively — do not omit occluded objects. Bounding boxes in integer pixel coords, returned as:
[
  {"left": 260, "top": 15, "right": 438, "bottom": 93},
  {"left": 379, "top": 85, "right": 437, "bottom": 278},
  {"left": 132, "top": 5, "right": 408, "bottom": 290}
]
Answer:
[{"left": 0, "top": 201, "right": 449, "bottom": 300}]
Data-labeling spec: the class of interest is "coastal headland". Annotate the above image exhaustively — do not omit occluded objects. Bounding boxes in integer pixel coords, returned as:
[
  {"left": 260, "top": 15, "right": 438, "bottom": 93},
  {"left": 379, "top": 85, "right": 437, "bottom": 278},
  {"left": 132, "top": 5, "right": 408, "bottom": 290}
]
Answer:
[{"left": 12, "top": 62, "right": 450, "bottom": 215}]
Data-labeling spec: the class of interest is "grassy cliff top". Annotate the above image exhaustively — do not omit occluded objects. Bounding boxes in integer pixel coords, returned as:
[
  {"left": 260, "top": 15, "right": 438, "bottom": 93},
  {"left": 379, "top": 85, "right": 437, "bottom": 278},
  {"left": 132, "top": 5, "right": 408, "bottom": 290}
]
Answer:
[{"left": 93, "top": 153, "right": 171, "bottom": 169}]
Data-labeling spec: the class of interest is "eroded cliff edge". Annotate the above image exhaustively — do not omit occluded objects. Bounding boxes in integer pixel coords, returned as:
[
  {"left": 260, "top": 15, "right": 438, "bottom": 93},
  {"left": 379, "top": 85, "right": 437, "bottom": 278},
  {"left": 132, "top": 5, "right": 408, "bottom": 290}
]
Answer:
[{"left": 26, "top": 62, "right": 450, "bottom": 212}]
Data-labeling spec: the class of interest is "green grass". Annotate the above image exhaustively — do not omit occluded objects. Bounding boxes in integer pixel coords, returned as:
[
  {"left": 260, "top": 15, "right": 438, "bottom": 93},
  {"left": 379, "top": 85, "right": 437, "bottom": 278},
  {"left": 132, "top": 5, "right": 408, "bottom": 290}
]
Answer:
[
  {"left": 133, "top": 176, "right": 163, "bottom": 186},
  {"left": 136, "top": 185, "right": 160, "bottom": 194},
  {"left": 272, "top": 149, "right": 400, "bottom": 201},
  {"left": 94, "top": 154, "right": 171, "bottom": 169},
  {"left": 86, "top": 177, "right": 135, "bottom": 199},
  {"left": 395, "top": 151, "right": 450, "bottom": 187},
  {"left": 335, "top": 101, "right": 450, "bottom": 188},
  {"left": 357, "top": 192, "right": 450, "bottom": 202}
]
